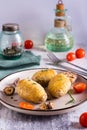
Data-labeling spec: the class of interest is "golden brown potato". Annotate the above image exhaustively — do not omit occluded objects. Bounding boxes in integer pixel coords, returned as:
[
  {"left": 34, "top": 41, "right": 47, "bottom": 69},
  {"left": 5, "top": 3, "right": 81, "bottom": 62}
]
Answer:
[
  {"left": 16, "top": 79, "right": 47, "bottom": 103},
  {"left": 32, "top": 69, "right": 57, "bottom": 87},
  {"left": 48, "top": 73, "right": 71, "bottom": 98}
]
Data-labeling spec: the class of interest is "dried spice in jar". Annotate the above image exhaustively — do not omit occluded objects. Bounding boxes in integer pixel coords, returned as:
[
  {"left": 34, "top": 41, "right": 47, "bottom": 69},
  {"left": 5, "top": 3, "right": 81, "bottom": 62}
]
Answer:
[
  {"left": 0, "top": 23, "right": 24, "bottom": 59},
  {"left": 3, "top": 46, "right": 22, "bottom": 57}
]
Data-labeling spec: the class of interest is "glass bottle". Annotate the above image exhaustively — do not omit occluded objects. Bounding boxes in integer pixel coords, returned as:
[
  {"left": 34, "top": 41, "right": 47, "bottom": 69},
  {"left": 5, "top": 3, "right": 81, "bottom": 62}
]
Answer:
[
  {"left": 45, "top": 0, "right": 74, "bottom": 52},
  {"left": 0, "top": 23, "right": 24, "bottom": 59}
]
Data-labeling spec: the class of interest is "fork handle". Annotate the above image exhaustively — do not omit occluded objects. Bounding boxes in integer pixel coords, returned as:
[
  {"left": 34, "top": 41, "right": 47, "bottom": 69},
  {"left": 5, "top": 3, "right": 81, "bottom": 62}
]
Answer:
[
  {"left": 64, "top": 60, "right": 87, "bottom": 72},
  {"left": 58, "top": 64, "right": 87, "bottom": 77}
]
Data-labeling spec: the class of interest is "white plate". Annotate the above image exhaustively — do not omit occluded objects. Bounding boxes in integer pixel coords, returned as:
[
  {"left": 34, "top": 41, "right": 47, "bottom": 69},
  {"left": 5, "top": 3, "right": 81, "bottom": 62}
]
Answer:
[{"left": 0, "top": 68, "right": 87, "bottom": 116}]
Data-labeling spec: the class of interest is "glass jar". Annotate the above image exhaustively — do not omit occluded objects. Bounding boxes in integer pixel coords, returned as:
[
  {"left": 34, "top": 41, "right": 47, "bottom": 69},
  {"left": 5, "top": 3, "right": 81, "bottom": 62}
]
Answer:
[
  {"left": 45, "top": 0, "right": 74, "bottom": 52},
  {"left": 45, "top": 19, "right": 74, "bottom": 52},
  {"left": 0, "top": 23, "right": 24, "bottom": 59}
]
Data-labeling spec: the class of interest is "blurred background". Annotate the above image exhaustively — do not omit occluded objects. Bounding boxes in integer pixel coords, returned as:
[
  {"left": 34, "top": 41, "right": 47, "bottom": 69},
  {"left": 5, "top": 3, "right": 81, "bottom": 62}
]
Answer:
[{"left": 0, "top": 0, "right": 87, "bottom": 46}]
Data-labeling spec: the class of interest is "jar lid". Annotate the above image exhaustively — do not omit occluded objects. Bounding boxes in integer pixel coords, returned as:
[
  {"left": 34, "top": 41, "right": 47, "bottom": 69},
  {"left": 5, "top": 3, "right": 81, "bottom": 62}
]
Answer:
[{"left": 2, "top": 23, "right": 20, "bottom": 31}]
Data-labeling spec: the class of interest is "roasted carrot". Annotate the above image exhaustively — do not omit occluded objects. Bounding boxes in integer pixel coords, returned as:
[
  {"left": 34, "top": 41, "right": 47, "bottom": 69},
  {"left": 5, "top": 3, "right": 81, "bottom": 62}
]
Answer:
[{"left": 19, "top": 102, "right": 34, "bottom": 110}]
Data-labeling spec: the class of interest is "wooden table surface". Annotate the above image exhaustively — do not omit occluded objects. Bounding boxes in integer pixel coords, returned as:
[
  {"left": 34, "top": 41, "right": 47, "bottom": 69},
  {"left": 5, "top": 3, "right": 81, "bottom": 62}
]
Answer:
[{"left": 0, "top": 44, "right": 87, "bottom": 130}]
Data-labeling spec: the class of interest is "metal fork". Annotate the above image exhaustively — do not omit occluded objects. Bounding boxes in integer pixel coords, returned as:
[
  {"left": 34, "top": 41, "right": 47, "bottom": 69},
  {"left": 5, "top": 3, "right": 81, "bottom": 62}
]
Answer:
[
  {"left": 47, "top": 52, "right": 87, "bottom": 77},
  {"left": 47, "top": 52, "right": 87, "bottom": 71}
]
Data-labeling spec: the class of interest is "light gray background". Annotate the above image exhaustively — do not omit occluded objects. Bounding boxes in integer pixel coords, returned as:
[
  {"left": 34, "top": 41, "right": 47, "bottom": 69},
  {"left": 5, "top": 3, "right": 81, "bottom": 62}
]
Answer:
[{"left": 0, "top": 0, "right": 87, "bottom": 46}]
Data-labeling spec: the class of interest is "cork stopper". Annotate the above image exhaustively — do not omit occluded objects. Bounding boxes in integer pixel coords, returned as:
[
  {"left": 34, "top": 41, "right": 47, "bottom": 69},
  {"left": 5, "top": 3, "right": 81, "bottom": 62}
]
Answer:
[
  {"left": 54, "top": 19, "right": 65, "bottom": 27},
  {"left": 55, "top": 0, "right": 65, "bottom": 16}
]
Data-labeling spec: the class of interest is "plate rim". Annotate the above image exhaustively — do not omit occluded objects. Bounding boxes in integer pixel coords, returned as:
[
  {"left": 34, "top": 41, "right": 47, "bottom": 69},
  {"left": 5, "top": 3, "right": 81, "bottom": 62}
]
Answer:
[{"left": 0, "top": 67, "right": 87, "bottom": 81}]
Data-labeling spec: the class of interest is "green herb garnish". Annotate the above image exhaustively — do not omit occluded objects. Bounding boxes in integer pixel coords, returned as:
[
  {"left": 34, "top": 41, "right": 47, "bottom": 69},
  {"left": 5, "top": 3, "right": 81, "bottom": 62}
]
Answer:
[{"left": 65, "top": 90, "right": 75, "bottom": 105}]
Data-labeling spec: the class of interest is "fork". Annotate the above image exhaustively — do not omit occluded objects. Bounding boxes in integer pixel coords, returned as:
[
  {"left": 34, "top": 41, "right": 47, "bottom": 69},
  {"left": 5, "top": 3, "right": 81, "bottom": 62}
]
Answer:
[
  {"left": 47, "top": 52, "right": 87, "bottom": 71},
  {"left": 47, "top": 52, "right": 87, "bottom": 77}
]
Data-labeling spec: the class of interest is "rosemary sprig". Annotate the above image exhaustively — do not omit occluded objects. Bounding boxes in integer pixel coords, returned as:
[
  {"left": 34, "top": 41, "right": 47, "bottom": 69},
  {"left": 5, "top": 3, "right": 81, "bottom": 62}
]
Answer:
[{"left": 65, "top": 90, "right": 75, "bottom": 105}]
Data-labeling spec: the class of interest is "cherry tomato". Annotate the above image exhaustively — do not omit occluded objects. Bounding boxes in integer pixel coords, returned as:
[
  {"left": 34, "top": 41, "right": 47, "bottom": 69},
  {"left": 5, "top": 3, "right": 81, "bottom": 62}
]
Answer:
[
  {"left": 66, "top": 52, "right": 76, "bottom": 61},
  {"left": 79, "top": 112, "right": 87, "bottom": 127},
  {"left": 73, "top": 82, "right": 86, "bottom": 93},
  {"left": 75, "top": 48, "right": 85, "bottom": 58},
  {"left": 24, "top": 40, "right": 33, "bottom": 49}
]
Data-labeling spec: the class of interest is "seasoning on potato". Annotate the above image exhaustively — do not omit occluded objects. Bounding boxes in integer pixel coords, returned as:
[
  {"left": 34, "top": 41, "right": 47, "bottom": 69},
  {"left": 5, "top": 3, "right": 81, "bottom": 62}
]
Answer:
[
  {"left": 48, "top": 73, "right": 71, "bottom": 98},
  {"left": 32, "top": 69, "right": 57, "bottom": 87},
  {"left": 16, "top": 79, "right": 47, "bottom": 103}
]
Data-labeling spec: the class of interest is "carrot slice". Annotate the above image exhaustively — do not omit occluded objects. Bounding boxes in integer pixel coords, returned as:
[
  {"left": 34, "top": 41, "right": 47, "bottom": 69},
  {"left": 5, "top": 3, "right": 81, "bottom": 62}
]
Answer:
[{"left": 19, "top": 102, "right": 34, "bottom": 110}]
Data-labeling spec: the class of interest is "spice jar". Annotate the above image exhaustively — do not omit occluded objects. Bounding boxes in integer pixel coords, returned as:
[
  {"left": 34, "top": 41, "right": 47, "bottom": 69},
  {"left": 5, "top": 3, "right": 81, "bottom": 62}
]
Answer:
[{"left": 0, "top": 23, "right": 24, "bottom": 59}]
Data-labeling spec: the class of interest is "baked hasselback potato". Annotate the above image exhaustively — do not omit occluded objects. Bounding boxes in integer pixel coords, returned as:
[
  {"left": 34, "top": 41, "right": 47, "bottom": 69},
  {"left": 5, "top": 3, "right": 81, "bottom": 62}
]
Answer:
[
  {"left": 16, "top": 79, "right": 47, "bottom": 103},
  {"left": 48, "top": 73, "right": 71, "bottom": 98},
  {"left": 32, "top": 69, "right": 57, "bottom": 87}
]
